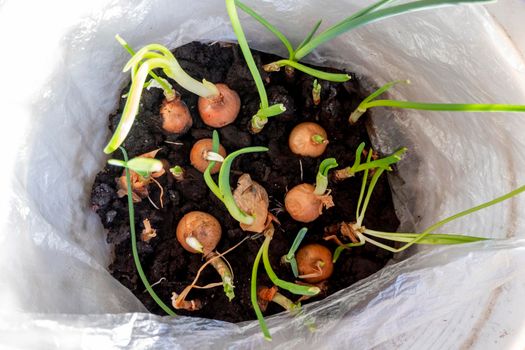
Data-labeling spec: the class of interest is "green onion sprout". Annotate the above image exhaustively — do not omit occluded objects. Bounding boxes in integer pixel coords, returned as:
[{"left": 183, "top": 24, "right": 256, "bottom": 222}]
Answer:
[
  {"left": 108, "top": 156, "right": 163, "bottom": 178},
  {"left": 113, "top": 147, "right": 176, "bottom": 316},
  {"left": 282, "top": 227, "right": 309, "bottom": 277},
  {"left": 350, "top": 79, "right": 525, "bottom": 124},
  {"left": 312, "top": 79, "right": 321, "bottom": 106},
  {"left": 203, "top": 130, "right": 268, "bottom": 225},
  {"left": 251, "top": 242, "right": 271, "bottom": 340},
  {"left": 334, "top": 149, "right": 525, "bottom": 261},
  {"left": 225, "top": 0, "right": 286, "bottom": 133},
  {"left": 335, "top": 142, "right": 407, "bottom": 180},
  {"left": 314, "top": 158, "right": 338, "bottom": 195},
  {"left": 115, "top": 34, "right": 174, "bottom": 100},
  {"left": 169, "top": 165, "right": 184, "bottom": 181},
  {"left": 236, "top": 0, "right": 350, "bottom": 82},
  {"left": 261, "top": 229, "right": 320, "bottom": 296},
  {"left": 104, "top": 40, "right": 220, "bottom": 154}
]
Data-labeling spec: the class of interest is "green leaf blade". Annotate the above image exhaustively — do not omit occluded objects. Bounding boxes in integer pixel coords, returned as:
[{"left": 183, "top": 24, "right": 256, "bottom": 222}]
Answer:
[{"left": 295, "top": 0, "right": 494, "bottom": 60}]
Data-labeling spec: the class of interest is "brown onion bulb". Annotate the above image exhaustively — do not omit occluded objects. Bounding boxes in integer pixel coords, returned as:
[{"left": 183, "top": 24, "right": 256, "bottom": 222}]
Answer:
[
  {"left": 288, "top": 122, "right": 328, "bottom": 158},
  {"left": 296, "top": 243, "right": 334, "bottom": 283},
  {"left": 198, "top": 84, "right": 240, "bottom": 128},
  {"left": 176, "top": 211, "right": 222, "bottom": 255},
  {"left": 159, "top": 98, "right": 193, "bottom": 134},
  {"left": 190, "top": 138, "right": 227, "bottom": 174},
  {"left": 284, "top": 183, "right": 334, "bottom": 223}
]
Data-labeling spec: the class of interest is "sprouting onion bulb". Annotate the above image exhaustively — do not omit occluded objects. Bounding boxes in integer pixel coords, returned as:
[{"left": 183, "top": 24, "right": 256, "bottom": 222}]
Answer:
[
  {"left": 198, "top": 83, "right": 241, "bottom": 128},
  {"left": 288, "top": 122, "right": 328, "bottom": 158},
  {"left": 108, "top": 151, "right": 165, "bottom": 202},
  {"left": 285, "top": 158, "right": 338, "bottom": 223},
  {"left": 104, "top": 39, "right": 241, "bottom": 154},
  {"left": 159, "top": 98, "right": 193, "bottom": 134},
  {"left": 190, "top": 138, "right": 227, "bottom": 174},
  {"left": 176, "top": 211, "right": 222, "bottom": 256},
  {"left": 296, "top": 244, "right": 334, "bottom": 283},
  {"left": 203, "top": 130, "right": 269, "bottom": 230}
]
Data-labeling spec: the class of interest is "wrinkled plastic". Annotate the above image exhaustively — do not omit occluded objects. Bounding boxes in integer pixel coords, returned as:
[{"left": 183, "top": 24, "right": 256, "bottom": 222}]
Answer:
[{"left": 1, "top": 0, "right": 525, "bottom": 348}]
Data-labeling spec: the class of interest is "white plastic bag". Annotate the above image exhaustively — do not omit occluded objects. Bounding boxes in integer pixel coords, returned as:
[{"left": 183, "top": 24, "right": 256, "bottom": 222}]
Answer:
[{"left": 1, "top": 0, "right": 525, "bottom": 348}]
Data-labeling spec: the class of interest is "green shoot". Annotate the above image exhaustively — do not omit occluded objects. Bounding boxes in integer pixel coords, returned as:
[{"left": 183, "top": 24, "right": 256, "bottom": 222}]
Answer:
[
  {"left": 250, "top": 104, "right": 287, "bottom": 133},
  {"left": 294, "top": 0, "right": 495, "bottom": 60},
  {"left": 251, "top": 243, "right": 271, "bottom": 341},
  {"left": 262, "top": 231, "right": 320, "bottom": 296},
  {"left": 207, "top": 252, "right": 235, "bottom": 301},
  {"left": 295, "top": 20, "right": 323, "bottom": 55},
  {"left": 225, "top": 0, "right": 285, "bottom": 133},
  {"left": 314, "top": 158, "right": 338, "bottom": 196},
  {"left": 115, "top": 34, "right": 174, "bottom": 99},
  {"left": 335, "top": 149, "right": 525, "bottom": 259},
  {"left": 104, "top": 41, "right": 220, "bottom": 154},
  {"left": 236, "top": 1, "right": 350, "bottom": 83},
  {"left": 115, "top": 147, "right": 176, "bottom": 316},
  {"left": 368, "top": 184, "right": 525, "bottom": 253},
  {"left": 108, "top": 156, "right": 163, "bottom": 178},
  {"left": 335, "top": 142, "right": 407, "bottom": 180},
  {"left": 350, "top": 79, "right": 525, "bottom": 124},
  {"left": 237, "top": 0, "right": 492, "bottom": 81},
  {"left": 363, "top": 229, "right": 488, "bottom": 244},
  {"left": 203, "top": 131, "right": 222, "bottom": 198},
  {"left": 262, "top": 60, "right": 350, "bottom": 82},
  {"left": 204, "top": 131, "right": 268, "bottom": 225},
  {"left": 169, "top": 165, "right": 184, "bottom": 181},
  {"left": 270, "top": 291, "right": 302, "bottom": 315},
  {"left": 345, "top": 0, "right": 397, "bottom": 21},
  {"left": 333, "top": 233, "right": 365, "bottom": 263},
  {"left": 235, "top": 0, "right": 293, "bottom": 58},
  {"left": 355, "top": 151, "right": 374, "bottom": 222},
  {"left": 312, "top": 79, "right": 321, "bottom": 106},
  {"left": 282, "top": 227, "right": 308, "bottom": 277},
  {"left": 356, "top": 167, "right": 385, "bottom": 227}
]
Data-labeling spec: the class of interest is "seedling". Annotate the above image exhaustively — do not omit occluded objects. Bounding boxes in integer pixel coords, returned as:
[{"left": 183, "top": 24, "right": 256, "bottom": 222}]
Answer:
[
  {"left": 332, "top": 148, "right": 525, "bottom": 262},
  {"left": 203, "top": 130, "right": 270, "bottom": 232},
  {"left": 115, "top": 34, "right": 175, "bottom": 99},
  {"left": 115, "top": 36, "right": 194, "bottom": 138},
  {"left": 108, "top": 156, "right": 163, "bottom": 178},
  {"left": 236, "top": 1, "right": 349, "bottom": 82},
  {"left": 176, "top": 211, "right": 235, "bottom": 301},
  {"left": 334, "top": 142, "right": 407, "bottom": 180},
  {"left": 239, "top": 0, "right": 493, "bottom": 80},
  {"left": 312, "top": 79, "right": 321, "bottom": 106},
  {"left": 285, "top": 158, "right": 338, "bottom": 223},
  {"left": 258, "top": 286, "right": 301, "bottom": 315},
  {"left": 296, "top": 244, "right": 334, "bottom": 283},
  {"left": 173, "top": 236, "right": 249, "bottom": 311},
  {"left": 169, "top": 165, "right": 185, "bottom": 181},
  {"left": 261, "top": 225, "right": 321, "bottom": 296},
  {"left": 281, "top": 227, "right": 308, "bottom": 277},
  {"left": 225, "top": 0, "right": 286, "bottom": 133},
  {"left": 251, "top": 224, "right": 320, "bottom": 341},
  {"left": 104, "top": 39, "right": 241, "bottom": 154},
  {"left": 110, "top": 147, "right": 176, "bottom": 316},
  {"left": 109, "top": 149, "right": 165, "bottom": 204},
  {"left": 288, "top": 122, "right": 329, "bottom": 158},
  {"left": 141, "top": 218, "right": 157, "bottom": 242},
  {"left": 190, "top": 138, "right": 227, "bottom": 174},
  {"left": 349, "top": 80, "right": 525, "bottom": 124}
]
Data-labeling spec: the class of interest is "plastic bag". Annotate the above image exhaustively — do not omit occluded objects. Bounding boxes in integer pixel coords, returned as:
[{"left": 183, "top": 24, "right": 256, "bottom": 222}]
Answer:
[{"left": 1, "top": 0, "right": 525, "bottom": 348}]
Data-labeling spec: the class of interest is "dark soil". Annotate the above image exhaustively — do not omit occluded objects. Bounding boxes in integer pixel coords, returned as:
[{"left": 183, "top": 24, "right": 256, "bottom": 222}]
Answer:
[{"left": 91, "top": 42, "right": 399, "bottom": 323}]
